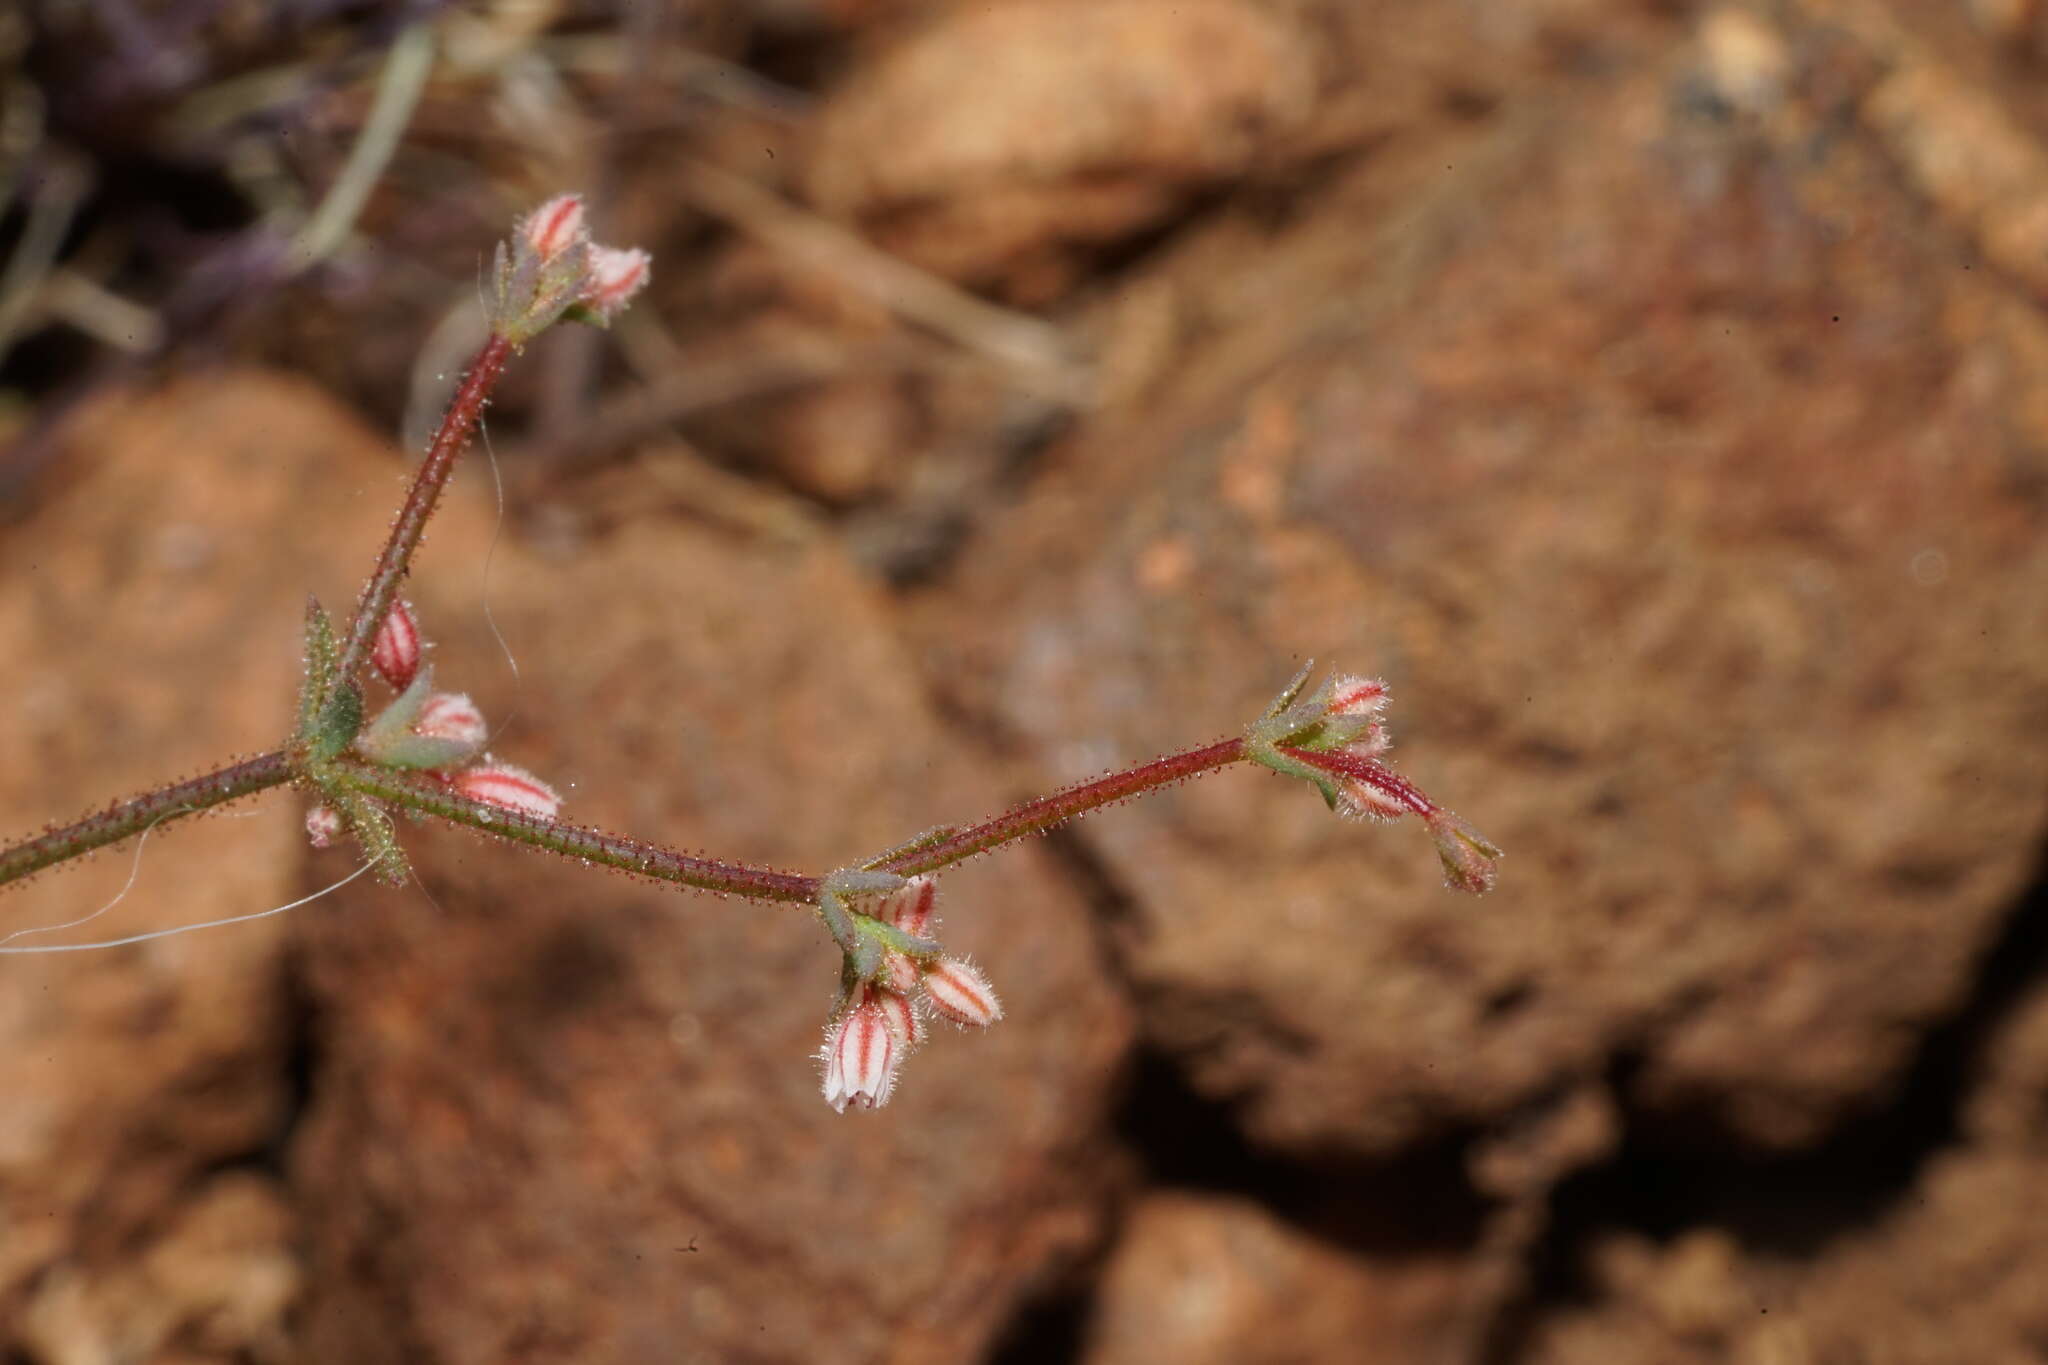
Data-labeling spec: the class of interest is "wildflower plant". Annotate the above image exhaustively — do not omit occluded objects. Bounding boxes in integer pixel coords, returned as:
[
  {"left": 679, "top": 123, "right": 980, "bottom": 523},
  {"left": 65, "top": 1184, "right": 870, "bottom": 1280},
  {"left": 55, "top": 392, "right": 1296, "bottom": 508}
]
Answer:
[{"left": 0, "top": 197, "right": 1500, "bottom": 1112}]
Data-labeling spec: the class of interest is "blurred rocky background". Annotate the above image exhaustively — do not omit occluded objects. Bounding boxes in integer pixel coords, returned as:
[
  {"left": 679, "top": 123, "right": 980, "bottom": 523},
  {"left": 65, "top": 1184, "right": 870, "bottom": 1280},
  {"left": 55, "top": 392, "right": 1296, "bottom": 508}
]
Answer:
[{"left": 4, "top": 0, "right": 2048, "bottom": 1360}]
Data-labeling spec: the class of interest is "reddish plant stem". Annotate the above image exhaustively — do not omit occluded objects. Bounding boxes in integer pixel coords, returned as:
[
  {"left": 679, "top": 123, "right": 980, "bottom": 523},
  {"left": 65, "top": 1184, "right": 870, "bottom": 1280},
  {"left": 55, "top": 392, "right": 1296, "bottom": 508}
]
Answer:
[
  {"left": 879, "top": 738, "right": 1248, "bottom": 879},
  {"left": 0, "top": 751, "right": 296, "bottom": 887},
  {"left": 328, "top": 762, "right": 820, "bottom": 902},
  {"left": 329, "top": 740, "right": 1255, "bottom": 904},
  {"left": 0, "top": 320, "right": 1269, "bottom": 906},
  {"left": 338, "top": 332, "right": 514, "bottom": 680}
]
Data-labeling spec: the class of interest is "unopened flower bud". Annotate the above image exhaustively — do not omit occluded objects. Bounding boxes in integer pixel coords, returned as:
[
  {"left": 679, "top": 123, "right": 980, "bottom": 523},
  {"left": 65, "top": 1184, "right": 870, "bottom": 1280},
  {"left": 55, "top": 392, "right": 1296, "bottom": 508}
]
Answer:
[
  {"left": 1344, "top": 721, "right": 1392, "bottom": 759},
  {"left": 881, "top": 949, "right": 922, "bottom": 994},
  {"left": 877, "top": 875, "right": 938, "bottom": 939},
  {"left": 822, "top": 988, "right": 900, "bottom": 1112},
  {"left": 371, "top": 599, "right": 423, "bottom": 691},
  {"left": 306, "top": 803, "right": 343, "bottom": 849},
  {"left": 1336, "top": 776, "right": 1409, "bottom": 823},
  {"left": 580, "top": 245, "right": 651, "bottom": 324},
  {"left": 520, "top": 194, "right": 587, "bottom": 262},
  {"left": 875, "top": 986, "right": 925, "bottom": 1048},
  {"left": 922, "top": 957, "right": 1002, "bottom": 1028},
  {"left": 1426, "top": 810, "right": 1503, "bottom": 895},
  {"left": 415, "top": 693, "right": 486, "bottom": 752},
  {"left": 1326, "top": 675, "right": 1390, "bottom": 717},
  {"left": 452, "top": 762, "right": 561, "bottom": 819}
]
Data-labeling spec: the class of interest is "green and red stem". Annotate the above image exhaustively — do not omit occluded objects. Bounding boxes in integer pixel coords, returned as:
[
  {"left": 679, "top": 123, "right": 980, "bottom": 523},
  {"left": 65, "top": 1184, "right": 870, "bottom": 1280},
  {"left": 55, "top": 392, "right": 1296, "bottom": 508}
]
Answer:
[
  {"left": 0, "top": 750, "right": 296, "bottom": 885},
  {"left": 337, "top": 332, "right": 513, "bottom": 680},
  {"left": 0, "top": 731, "right": 1454, "bottom": 903},
  {"left": 877, "top": 738, "right": 1247, "bottom": 878}
]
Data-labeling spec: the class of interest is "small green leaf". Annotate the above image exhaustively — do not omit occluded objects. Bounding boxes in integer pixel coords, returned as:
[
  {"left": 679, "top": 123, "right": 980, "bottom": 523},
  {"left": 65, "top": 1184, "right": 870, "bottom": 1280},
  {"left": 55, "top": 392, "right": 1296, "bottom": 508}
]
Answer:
[
  {"left": 854, "top": 914, "right": 940, "bottom": 961},
  {"left": 1259, "top": 659, "right": 1317, "bottom": 720},
  {"left": 309, "top": 682, "right": 364, "bottom": 763},
  {"left": 816, "top": 887, "right": 860, "bottom": 956},
  {"left": 822, "top": 866, "right": 908, "bottom": 898},
  {"left": 364, "top": 734, "right": 479, "bottom": 770},
  {"left": 353, "top": 667, "right": 474, "bottom": 769},
  {"left": 1246, "top": 743, "right": 1345, "bottom": 810},
  {"left": 847, "top": 930, "right": 882, "bottom": 984},
  {"left": 299, "top": 596, "right": 341, "bottom": 737},
  {"left": 1289, "top": 712, "right": 1380, "bottom": 752},
  {"left": 338, "top": 791, "right": 410, "bottom": 885}
]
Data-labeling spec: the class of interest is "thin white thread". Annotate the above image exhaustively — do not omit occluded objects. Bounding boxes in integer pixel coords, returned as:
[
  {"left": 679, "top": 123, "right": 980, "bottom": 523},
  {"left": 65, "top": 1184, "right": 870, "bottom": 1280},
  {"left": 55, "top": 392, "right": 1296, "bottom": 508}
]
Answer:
[
  {"left": 474, "top": 411, "right": 525, "bottom": 745},
  {"left": 0, "top": 815, "right": 170, "bottom": 946},
  {"left": 0, "top": 861, "right": 376, "bottom": 954}
]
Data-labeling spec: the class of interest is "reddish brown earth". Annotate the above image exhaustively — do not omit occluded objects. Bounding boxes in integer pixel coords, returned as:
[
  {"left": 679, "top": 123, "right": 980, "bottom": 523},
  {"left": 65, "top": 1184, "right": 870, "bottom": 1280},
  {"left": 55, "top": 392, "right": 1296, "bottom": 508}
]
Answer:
[{"left": 4, "top": 1, "right": 2048, "bottom": 1362}]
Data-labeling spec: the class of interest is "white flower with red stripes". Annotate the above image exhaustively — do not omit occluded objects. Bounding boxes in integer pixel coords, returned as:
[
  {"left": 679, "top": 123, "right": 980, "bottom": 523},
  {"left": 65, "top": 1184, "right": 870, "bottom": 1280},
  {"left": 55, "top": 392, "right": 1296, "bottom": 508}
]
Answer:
[{"left": 815, "top": 873, "right": 1003, "bottom": 1112}]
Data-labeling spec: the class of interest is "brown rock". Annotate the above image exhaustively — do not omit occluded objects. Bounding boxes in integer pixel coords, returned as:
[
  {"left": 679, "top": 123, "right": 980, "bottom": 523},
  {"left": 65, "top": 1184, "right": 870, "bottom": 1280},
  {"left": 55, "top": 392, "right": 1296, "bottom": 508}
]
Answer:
[
  {"left": 804, "top": 0, "right": 1314, "bottom": 292},
  {"left": 921, "top": 22, "right": 2048, "bottom": 1158},
  {"left": 18, "top": 1172, "right": 300, "bottom": 1365},
  {"left": 1081, "top": 1192, "right": 1473, "bottom": 1365},
  {"left": 1523, "top": 970, "right": 2048, "bottom": 1364},
  {"left": 0, "top": 373, "right": 409, "bottom": 1354},
  {"left": 292, "top": 506, "right": 1135, "bottom": 1361}
]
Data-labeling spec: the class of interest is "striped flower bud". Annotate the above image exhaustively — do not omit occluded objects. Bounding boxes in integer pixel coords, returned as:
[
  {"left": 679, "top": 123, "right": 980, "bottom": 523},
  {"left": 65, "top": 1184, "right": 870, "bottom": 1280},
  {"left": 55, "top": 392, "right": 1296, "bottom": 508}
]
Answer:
[
  {"left": 882, "top": 949, "right": 922, "bottom": 995},
  {"left": 371, "top": 599, "right": 423, "bottom": 691},
  {"left": 1325, "top": 675, "right": 1390, "bottom": 717},
  {"left": 877, "top": 875, "right": 938, "bottom": 939},
  {"left": 1336, "top": 775, "right": 1409, "bottom": 823},
  {"left": 874, "top": 985, "right": 925, "bottom": 1049},
  {"left": 520, "top": 194, "right": 587, "bottom": 262},
  {"left": 451, "top": 762, "right": 561, "bottom": 819},
  {"left": 921, "top": 957, "right": 1002, "bottom": 1028},
  {"left": 580, "top": 245, "right": 651, "bottom": 324},
  {"left": 415, "top": 692, "right": 486, "bottom": 753}
]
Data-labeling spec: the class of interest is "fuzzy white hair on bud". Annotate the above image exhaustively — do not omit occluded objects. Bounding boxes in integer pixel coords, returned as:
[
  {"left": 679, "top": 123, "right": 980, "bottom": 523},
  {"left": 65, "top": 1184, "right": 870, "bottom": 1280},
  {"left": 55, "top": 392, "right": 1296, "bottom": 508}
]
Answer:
[
  {"left": 921, "top": 957, "right": 1003, "bottom": 1028},
  {"left": 1326, "top": 675, "right": 1390, "bottom": 717}
]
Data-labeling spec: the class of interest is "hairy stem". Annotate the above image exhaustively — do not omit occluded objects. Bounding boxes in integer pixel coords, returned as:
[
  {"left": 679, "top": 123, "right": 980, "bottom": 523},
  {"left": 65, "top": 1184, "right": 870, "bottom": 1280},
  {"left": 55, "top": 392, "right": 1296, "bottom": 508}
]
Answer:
[
  {"left": 327, "top": 739, "right": 1253, "bottom": 905},
  {"left": 326, "top": 762, "right": 821, "bottom": 902},
  {"left": 3, "top": 332, "right": 515, "bottom": 894},
  {"left": 0, "top": 751, "right": 295, "bottom": 887},
  {"left": 338, "top": 332, "right": 514, "bottom": 679},
  {"left": 879, "top": 738, "right": 1247, "bottom": 878}
]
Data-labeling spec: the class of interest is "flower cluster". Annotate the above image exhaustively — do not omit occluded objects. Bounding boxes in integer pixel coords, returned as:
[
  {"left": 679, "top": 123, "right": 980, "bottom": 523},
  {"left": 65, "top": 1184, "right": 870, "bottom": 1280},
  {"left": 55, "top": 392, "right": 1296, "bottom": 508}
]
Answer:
[
  {"left": 305, "top": 599, "right": 561, "bottom": 853},
  {"left": 488, "top": 193, "right": 651, "bottom": 345},
  {"left": 1245, "top": 663, "right": 1503, "bottom": 894},
  {"left": 818, "top": 875, "right": 1001, "bottom": 1112}
]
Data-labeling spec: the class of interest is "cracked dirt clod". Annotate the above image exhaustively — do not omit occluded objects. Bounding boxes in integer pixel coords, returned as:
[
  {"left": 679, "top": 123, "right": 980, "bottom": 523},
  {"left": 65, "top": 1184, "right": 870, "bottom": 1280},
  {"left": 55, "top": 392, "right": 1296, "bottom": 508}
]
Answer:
[
  {"left": 917, "top": 18, "right": 2048, "bottom": 1164},
  {"left": 1080, "top": 1191, "right": 1475, "bottom": 1365},
  {"left": 0, "top": 373, "right": 414, "bottom": 1358},
  {"left": 803, "top": 0, "right": 1314, "bottom": 294}
]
